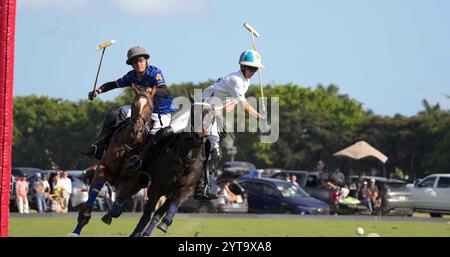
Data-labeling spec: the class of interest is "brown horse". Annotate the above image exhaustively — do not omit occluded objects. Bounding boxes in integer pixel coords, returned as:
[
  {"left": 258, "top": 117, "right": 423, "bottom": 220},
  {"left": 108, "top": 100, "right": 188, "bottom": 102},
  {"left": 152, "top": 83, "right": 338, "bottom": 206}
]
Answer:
[
  {"left": 129, "top": 101, "right": 216, "bottom": 237},
  {"left": 70, "top": 84, "right": 154, "bottom": 236}
]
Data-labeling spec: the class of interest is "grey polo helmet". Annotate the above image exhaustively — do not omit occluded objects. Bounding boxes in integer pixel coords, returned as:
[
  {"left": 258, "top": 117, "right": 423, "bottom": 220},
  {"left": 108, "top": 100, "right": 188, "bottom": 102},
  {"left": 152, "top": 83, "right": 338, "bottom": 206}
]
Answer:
[{"left": 126, "top": 46, "right": 150, "bottom": 65}]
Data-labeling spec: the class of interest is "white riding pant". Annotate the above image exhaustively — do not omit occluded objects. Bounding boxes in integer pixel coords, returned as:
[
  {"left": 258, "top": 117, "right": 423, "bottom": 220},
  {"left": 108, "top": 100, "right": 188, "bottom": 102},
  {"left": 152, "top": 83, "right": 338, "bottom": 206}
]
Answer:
[
  {"left": 170, "top": 111, "right": 220, "bottom": 149},
  {"left": 120, "top": 105, "right": 172, "bottom": 135}
]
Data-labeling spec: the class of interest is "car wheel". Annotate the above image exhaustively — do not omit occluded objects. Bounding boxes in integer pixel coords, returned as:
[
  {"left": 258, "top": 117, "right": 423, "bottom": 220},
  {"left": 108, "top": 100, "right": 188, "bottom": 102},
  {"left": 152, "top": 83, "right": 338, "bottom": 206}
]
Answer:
[{"left": 430, "top": 212, "right": 443, "bottom": 218}]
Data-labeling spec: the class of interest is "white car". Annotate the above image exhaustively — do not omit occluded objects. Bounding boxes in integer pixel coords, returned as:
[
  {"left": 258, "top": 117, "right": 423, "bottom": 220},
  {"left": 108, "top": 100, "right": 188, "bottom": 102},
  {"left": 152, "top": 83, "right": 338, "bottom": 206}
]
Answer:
[{"left": 411, "top": 173, "right": 450, "bottom": 217}]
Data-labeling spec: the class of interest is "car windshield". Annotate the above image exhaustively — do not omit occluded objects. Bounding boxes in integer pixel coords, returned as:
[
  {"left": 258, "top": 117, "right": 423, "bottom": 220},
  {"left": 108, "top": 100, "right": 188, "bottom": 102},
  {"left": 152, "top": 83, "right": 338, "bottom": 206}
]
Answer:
[{"left": 275, "top": 182, "right": 309, "bottom": 198}]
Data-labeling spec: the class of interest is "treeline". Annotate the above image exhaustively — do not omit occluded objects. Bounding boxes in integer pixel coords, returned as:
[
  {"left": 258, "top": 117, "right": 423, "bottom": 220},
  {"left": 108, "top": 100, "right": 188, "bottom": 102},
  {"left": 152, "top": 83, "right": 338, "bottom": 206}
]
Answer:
[{"left": 12, "top": 82, "right": 450, "bottom": 179}]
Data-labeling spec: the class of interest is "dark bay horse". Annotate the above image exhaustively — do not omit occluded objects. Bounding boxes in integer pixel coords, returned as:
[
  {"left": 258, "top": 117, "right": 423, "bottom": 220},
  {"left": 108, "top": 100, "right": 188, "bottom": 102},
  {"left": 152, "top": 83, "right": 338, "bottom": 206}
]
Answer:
[
  {"left": 129, "top": 102, "right": 216, "bottom": 237},
  {"left": 70, "top": 84, "right": 154, "bottom": 236}
]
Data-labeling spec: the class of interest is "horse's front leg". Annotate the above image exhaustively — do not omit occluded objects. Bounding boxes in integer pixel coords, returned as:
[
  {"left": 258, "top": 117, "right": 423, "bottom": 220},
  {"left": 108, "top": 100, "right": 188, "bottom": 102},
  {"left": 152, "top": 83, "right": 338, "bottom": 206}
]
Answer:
[
  {"left": 102, "top": 171, "right": 145, "bottom": 225},
  {"left": 70, "top": 164, "right": 108, "bottom": 236}
]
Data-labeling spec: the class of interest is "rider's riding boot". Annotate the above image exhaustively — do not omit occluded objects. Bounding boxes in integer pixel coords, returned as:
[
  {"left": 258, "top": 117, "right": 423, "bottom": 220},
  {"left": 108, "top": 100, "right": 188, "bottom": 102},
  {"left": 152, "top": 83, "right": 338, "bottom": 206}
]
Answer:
[
  {"left": 194, "top": 147, "right": 221, "bottom": 200},
  {"left": 125, "top": 126, "right": 175, "bottom": 171},
  {"left": 80, "top": 126, "right": 115, "bottom": 159}
]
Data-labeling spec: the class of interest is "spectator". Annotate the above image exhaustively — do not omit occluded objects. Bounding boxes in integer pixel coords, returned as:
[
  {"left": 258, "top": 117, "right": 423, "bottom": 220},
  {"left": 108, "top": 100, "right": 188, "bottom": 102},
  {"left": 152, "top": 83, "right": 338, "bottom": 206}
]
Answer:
[
  {"left": 359, "top": 181, "right": 373, "bottom": 214},
  {"left": 368, "top": 178, "right": 380, "bottom": 211},
  {"left": 42, "top": 173, "right": 51, "bottom": 207},
  {"left": 49, "top": 194, "right": 65, "bottom": 213},
  {"left": 97, "top": 184, "right": 113, "bottom": 211},
  {"left": 132, "top": 188, "right": 147, "bottom": 212},
  {"left": 283, "top": 174, "right": 291, "bottom": 183},
  {"left": 330, "top": 168, "right": 345, "bottom": 186},
  {"left": 52, "top": 171, "right": 63, "bottom": 196},
  {"left": 291, "top": 175, "right": 299, "bottom": 186},
  {"left": 15, "top": 174, "right": 29, "bottom": 213},
  {"left": 60, "top": 170, "right": 72, "bottom": 213},
  {"left": 32, "top": 173, "right": 47, "bottom": 213},
  {"left": 315, "top": 160, "right": 325, "bottom": 172},
  {"left": 223, "top": 181, "right": 239, "bottom": 203},
  {"left": 324, "top": 179, "right": 350, "bottom": 199}
]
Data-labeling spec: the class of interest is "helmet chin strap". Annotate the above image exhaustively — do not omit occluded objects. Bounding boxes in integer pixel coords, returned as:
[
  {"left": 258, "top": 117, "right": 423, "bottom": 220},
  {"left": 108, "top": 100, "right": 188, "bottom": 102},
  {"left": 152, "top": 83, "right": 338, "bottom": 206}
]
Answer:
[{"left": 240, "top": 65, "right": 248, "bottom": 79}]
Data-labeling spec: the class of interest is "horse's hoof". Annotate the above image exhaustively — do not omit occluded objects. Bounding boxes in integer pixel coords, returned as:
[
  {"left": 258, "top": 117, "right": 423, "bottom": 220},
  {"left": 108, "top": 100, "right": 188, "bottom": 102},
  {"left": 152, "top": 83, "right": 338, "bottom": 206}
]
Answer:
[
  {"left": 101, "top": 213, "right": 113, "bottom": 225},
  {"left": 157, "top": 222, "right": 168, "bottom": 233},
  {"left": 67, "top": 233, "right": 80, "bottom": 237}
]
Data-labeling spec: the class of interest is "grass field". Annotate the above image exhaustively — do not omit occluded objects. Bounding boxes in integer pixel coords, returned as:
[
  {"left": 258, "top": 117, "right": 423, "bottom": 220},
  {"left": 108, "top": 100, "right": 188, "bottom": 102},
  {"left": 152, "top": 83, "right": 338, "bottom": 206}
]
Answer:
[{"left": 9, "top": 216, "right": 450, "bottom": 237}]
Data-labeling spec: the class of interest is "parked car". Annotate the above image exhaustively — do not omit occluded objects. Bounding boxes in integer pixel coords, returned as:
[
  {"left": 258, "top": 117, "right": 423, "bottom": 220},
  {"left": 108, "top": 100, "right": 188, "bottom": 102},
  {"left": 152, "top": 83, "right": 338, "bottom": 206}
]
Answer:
[
  {"left": 239, "top": 177, "right": 329, "bottom": 215},
  {"left": 259, "top": 168, "right": 284, "bottom": 178},
  {"left": 350, "top": 176, "right": 414, "bottom": 216},
  {"left": 218, "top": 161, "right": 259, "bottom": 180},
  {"left": 410, "top": 173, "right": 450, "bottom": 217},
  {"left": 272, "top": 171, "right": 366, "bottom": 215}
]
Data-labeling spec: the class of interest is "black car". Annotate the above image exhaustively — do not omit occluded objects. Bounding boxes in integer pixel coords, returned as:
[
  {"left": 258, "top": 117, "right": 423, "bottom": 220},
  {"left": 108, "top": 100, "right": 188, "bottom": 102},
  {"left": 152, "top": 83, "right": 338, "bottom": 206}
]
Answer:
[
  {"left": 350, "top": 176, "right": 414, "bottom": 216},
  {"left": 272, "top": 170, "right": 367, "bottom": 215}
]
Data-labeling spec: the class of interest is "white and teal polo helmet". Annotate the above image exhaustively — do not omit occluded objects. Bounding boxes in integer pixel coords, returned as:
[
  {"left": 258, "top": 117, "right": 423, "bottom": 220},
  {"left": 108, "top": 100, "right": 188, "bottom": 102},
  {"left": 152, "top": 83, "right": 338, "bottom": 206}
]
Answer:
[{"left": 239, "top": 50, "right": 264, "bottom": 68}]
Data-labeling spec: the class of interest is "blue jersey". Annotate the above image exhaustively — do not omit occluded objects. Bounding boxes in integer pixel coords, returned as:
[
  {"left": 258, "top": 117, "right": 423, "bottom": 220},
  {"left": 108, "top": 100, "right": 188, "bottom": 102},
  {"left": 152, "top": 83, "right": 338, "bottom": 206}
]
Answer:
[{"left": 116, "top": 66, "right": 176, "bottom": 114}]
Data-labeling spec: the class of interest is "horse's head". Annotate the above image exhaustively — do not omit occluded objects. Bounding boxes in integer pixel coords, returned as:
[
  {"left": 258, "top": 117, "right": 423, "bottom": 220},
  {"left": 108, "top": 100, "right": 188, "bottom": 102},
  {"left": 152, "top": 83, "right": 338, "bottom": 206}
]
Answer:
[
  {"left": 189, "top": 101, "right": 216, "bottom": 146},
  {"left": 130, "top": 84, "right": 154, "bottom": 139}
]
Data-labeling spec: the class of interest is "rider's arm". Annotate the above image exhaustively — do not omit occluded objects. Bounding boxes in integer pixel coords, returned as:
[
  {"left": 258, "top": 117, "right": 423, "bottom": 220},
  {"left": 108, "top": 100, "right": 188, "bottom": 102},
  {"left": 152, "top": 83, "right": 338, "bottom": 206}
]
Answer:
[
  {"left": 239, "top": 99, "right": 262, "bottom": 119},
  {"left": 154, "top": 84, "right": 171, "bottom": 98},
  {"left": 96, "top": 81, "right": 119, "bottom": 94}
]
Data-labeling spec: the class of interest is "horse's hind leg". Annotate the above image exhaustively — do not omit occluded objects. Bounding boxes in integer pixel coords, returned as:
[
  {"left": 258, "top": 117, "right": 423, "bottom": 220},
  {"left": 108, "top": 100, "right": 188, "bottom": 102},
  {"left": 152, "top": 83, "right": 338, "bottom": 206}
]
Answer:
[
  {"left": 71, "top": 164, "right": 108, "bottom": 236},
  {"left": 144, "top": 198, "right": 170, "bottom": 236},
  {"left": 129, "top": 183, "right": 163, "bottom": 237},
  {"left": 158, "top": 186, "right": 194, "bottom": 233}
]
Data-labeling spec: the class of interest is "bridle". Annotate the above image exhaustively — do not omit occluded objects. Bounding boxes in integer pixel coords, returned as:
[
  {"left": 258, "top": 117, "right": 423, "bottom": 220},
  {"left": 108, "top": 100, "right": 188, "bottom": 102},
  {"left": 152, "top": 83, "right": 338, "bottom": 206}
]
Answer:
[{"left": 130, "top": 92, "right": 153, "bottom": 129}]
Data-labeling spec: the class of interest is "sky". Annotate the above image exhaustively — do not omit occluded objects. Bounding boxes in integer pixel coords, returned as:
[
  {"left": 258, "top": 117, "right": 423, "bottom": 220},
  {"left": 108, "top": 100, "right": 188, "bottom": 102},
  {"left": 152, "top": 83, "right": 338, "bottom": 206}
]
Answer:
[{"left": 13, "top": 0, "right": 450, "bottom": 116}]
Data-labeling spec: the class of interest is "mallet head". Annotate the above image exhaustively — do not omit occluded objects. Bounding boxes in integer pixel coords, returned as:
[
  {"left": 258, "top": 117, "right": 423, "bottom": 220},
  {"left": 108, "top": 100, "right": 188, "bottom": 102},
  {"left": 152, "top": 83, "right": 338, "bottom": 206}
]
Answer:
[
  {"left": 244, "top": 22, "right": 260, "bottom": 38},
  {"left": 96, "top": 39, "right": 116, "bottom": 50}
]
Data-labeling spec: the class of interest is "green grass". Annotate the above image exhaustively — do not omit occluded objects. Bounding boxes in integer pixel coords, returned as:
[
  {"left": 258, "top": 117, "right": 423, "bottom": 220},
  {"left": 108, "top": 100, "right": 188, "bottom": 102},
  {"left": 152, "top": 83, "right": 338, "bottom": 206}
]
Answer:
[{"left": 9, "top": 216, "right": 450, "bottom": 237}]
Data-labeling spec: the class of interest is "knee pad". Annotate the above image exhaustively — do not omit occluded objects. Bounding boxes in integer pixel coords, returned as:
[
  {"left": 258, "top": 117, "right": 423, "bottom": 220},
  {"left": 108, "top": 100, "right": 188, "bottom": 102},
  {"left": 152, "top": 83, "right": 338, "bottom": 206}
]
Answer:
[{"left": 104, "top": 106, "right": 126, "bottom": 127}]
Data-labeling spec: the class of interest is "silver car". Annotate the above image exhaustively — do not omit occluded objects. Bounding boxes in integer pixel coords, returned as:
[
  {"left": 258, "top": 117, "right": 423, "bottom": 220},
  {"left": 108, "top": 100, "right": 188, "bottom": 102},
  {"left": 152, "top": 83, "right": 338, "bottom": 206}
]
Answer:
[{"left": 411, "top": 173, "right": 450, "bottom": 217}]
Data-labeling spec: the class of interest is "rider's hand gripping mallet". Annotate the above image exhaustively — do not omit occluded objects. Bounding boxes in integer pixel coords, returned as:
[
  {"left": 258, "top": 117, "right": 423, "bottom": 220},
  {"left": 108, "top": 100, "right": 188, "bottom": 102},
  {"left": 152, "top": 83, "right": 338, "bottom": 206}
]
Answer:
[
  {"left": 91, "top": 39, "right": 116, "bottom": 96},
  {"left": 243, "top": 22, "right": 266, "bottom": 117}
]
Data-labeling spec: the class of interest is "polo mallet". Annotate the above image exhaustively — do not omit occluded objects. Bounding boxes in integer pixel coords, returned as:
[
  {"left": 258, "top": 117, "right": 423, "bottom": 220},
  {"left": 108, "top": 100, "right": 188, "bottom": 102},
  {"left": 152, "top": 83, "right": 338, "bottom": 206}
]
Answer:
[
  {"left": 243, "top": 22, "right": 266, "bottom": 116},
  {"left": 91, "top": 39, "right": 116, "bottom": 94}
]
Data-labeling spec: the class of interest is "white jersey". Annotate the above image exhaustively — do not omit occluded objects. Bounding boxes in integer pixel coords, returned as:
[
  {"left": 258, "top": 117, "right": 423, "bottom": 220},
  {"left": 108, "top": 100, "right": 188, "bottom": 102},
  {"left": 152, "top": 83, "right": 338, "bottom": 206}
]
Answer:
[{"left": 202, "top": 70, "right": 250, "bottom": 108}]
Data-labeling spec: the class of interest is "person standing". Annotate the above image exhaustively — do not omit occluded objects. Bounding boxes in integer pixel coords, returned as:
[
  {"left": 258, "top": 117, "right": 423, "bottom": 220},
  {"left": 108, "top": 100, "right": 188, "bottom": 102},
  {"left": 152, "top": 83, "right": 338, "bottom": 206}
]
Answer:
[
  {"left": 42, "top": 173, "right": 51, "bottom": 209},
  {"left": 32, "top": 173, "right": 47, "bottom": 213},
  {"left": 15, "top": 174, "right": 29, "bottom": 213},
  {"left": 368, "top": 178, "right": 379, "bottom": 212},
  {"left": 359, "top": 181, "right": 373, "bottom": 214},
  {"left": 60, "top": 171, "right": 72, "bottom": 213}
]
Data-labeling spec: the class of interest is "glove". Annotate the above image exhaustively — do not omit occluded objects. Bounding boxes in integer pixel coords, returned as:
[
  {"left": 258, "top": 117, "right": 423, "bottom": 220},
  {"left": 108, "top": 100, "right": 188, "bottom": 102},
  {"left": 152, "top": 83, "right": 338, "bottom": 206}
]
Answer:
[{"left": 88, "top": 90, "right": 98, "bottom": 101}]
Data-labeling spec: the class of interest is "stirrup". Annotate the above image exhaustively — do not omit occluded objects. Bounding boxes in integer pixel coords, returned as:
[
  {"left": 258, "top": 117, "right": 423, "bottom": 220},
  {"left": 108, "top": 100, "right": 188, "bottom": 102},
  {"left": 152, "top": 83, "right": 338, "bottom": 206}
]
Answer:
[{"left": 194, "top": 185, "right": 217, "bottom": 200}]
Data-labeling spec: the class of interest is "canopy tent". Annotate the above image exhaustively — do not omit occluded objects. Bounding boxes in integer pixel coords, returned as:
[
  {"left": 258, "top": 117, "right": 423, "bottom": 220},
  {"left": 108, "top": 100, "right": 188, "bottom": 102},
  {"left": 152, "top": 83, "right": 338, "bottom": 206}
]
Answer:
[
  {"left": 333, "top": 141, "right": 388, "bottom": 163},
  {"left": 333, "top": 141, "right": 388, "bottom": 177}
]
